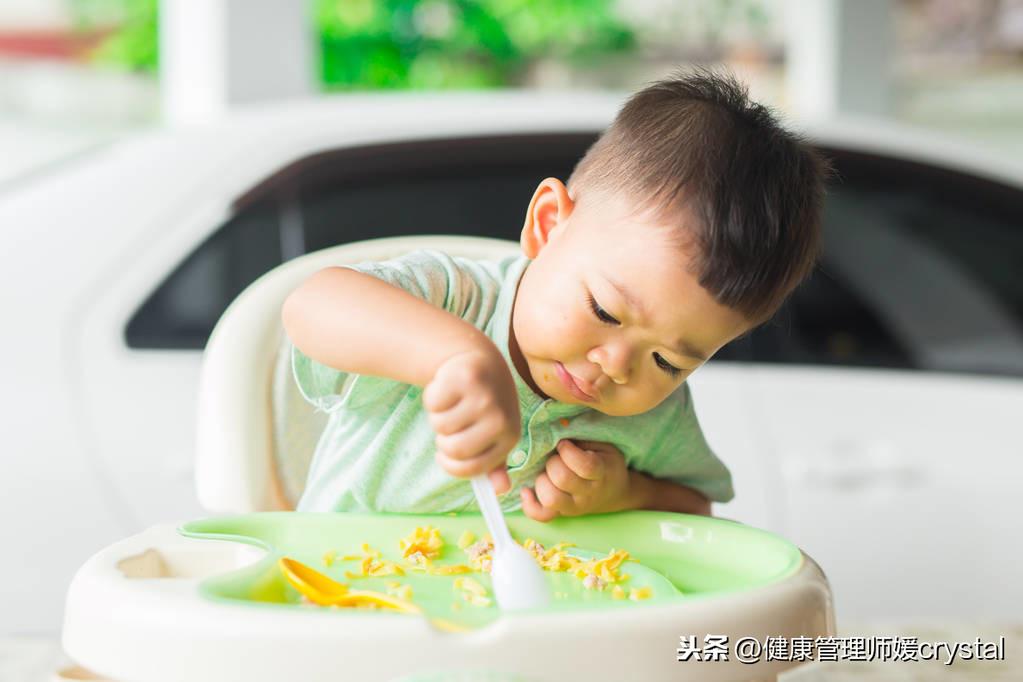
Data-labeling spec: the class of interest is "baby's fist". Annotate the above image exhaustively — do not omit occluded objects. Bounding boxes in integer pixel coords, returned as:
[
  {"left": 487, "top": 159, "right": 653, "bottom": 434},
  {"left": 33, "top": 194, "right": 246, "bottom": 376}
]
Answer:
[
  {"left": 521, "top": 439, "right": 630, "bottom": 521},
  {"left": 423, "top": 349, "right": 520, "bottom": 490}
]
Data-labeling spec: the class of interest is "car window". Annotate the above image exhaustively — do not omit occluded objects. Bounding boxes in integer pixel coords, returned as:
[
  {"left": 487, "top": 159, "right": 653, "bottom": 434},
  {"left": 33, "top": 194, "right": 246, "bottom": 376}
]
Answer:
[
  {"left": 125, "top": 200, "right": 283, "bottom": 349},
  {"left": 749, "top": 149, "right": 1023, "bottom": 377},
  {"left": 126, "top": 137, "right": 1023, "bottom": 377},
  {"left": 125, "top": 134, "right": 592, "bottom": 350},
  {"left": 301, "top": 172, "right": 547, "bottom": 252}
]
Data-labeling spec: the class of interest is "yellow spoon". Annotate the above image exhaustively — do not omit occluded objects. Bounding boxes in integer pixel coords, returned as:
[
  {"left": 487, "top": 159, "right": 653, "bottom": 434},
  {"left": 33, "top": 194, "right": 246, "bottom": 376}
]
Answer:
[{"left": 279, "top": 557, "right": 421, "bottom": 614}]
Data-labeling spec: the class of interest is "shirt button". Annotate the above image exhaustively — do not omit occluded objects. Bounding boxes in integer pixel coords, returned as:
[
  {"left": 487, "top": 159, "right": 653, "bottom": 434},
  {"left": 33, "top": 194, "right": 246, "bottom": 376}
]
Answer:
[{"left": 508, "top": 449, "right": 528, "bottom": 467}]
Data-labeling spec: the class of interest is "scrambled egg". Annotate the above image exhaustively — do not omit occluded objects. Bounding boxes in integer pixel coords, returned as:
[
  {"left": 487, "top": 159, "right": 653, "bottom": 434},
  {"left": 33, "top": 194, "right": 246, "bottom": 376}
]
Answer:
[
  {"left": 522, "top": 539, "right": 632, "bottom": 592},
  {"left": 454, "top": 576, "right": 492, "bottom": 607},
  {"left": 285, "top": 525, "right": 657, "bottom": 616},
  {"left": 342, "top": 543, "right": 405, "bottom": 579},
  {"left": 463, "top": 537, "right": 494, "bottom": 572},
  {"left": 399, "top": 525, "right": 444, "bottom": 562}
]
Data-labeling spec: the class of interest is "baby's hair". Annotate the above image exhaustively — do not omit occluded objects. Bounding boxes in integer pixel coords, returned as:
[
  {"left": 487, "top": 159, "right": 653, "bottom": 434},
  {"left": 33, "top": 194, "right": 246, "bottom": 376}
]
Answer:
[{"left": 567, "top": 67, "right": 832, "bottom": 325}]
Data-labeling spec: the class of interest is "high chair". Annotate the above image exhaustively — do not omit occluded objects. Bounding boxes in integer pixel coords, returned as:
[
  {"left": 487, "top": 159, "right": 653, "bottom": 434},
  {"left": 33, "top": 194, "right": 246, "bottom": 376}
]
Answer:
[{"left": 60, "top": 235, "right": 834, "bottom": 682}]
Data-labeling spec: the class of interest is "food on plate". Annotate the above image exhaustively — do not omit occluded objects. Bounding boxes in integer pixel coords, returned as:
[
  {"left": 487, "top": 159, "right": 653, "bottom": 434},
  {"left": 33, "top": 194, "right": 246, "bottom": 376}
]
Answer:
[{"left": 284, "top": 525, "right": 660, "bottom": 616}]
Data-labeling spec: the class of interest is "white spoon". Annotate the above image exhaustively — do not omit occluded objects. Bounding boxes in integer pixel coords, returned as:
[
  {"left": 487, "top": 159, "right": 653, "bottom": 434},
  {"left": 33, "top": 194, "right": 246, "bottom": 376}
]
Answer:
[{"left": 470, "top": 475, "right": 551, "bottom": 611}]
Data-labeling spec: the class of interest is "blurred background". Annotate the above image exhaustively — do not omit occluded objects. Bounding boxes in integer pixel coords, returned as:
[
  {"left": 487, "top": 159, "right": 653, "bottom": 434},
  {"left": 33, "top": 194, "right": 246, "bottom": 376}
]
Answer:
[
  {"left": 2, "top": 1, "right": 1022, "bottom": 680},
  {"left": 2, "top": 0, "right": 1023, "bottom": 183}
]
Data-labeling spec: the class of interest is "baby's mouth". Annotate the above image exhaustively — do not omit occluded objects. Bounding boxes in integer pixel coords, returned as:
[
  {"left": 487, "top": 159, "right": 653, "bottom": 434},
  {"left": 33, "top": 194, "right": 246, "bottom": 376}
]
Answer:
[{"left": 553, "top": 362, "right": 598, "bottom": 402}]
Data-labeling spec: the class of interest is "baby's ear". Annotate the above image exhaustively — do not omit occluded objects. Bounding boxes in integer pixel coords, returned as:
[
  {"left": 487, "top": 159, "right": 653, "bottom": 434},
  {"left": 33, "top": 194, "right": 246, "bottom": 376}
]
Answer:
[{"left": 520, "top": 177, "right": 573, "bottom": 258}]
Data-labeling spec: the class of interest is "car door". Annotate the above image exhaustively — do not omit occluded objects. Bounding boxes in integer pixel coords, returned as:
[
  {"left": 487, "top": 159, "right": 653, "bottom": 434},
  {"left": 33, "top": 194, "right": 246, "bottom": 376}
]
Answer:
[{"left": 747, "top": 148, "right": 1023, "bottom": 621}]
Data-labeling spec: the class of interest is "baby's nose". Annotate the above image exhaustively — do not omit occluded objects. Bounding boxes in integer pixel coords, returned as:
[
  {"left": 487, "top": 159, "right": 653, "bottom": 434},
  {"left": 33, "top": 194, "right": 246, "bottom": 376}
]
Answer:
[
  {"left": 589, "top": 346, "right": 630, "bottom": 385},
  {"left": 605, "top": 367, "right": 628, "bottom": 385}
]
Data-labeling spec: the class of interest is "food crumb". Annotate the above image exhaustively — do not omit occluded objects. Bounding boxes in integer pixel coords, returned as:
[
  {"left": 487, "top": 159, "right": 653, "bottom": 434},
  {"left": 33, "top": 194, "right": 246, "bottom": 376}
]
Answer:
[
  {"left": 399, "top": 526, "right": 444, "bottom": 562},
  {"left": 453, "top": 576, "right": 492, "bottom": 606},
  {"left": 429, "top": 563, "right": 472, "bottom": 575},
  {"left": 453, "top": 577, "right": 487, "bottom": 596},
  {"left": 457, "top": 530, "right": 476, "bottom": 549},
  {"left": 463, "top": 593, "right": 491, "bottom": 607},
  {"left": 629, "top": 586, "right": 652, "bottom": 601},
  {"left": 464, "top": 538, "right": 494, "bottom": 573},
  {"left": 343, "top": 544, "right": 405, "bottom": 579},
  {"left": 386, "top": 583, "right": 414, "bottom": 601},
  {"left": 559, "top": 418, "right": 570, "bottom": 427}
]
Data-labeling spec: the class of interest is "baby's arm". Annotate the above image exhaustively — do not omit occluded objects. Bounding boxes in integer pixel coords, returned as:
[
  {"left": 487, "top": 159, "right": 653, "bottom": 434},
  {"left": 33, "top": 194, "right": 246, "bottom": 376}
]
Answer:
[
  {"left": 520, "top": 439, "right": 711, "bottom": 521},
  {"left": 627, "top": 471, "right": 712, "bottom": 516},
  {"left": 285, "top": 267, "right": 493, "bottom": 387},
  {"left": 283, "top": 267, "right": 521, "bottom": 485}
]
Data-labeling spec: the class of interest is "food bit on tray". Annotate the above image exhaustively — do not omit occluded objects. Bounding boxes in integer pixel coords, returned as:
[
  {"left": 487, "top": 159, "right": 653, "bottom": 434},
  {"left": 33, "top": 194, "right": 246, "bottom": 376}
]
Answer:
[
  {"left": 454, "top": 576, "right": 492, "bottom": 607},
  {"left": 386, "top": 582, "right": 414, "bottom": 601},
  {"left": 629, "top": 586, "right": 652, "bottom": 601},
  {"left": 289, "top": 526, "right": 660, "bottom": 617},
  {"left": 395, "top": 526, "right": 472, "bottom": 575},
  {"left": 343, "top": 544, "right": 405, "bottom": 579},
  {"left": 573, "top": 549, "right": 630, "bottom": 591},
  {"left": 399, "top": 526, "right": 444, "bottom": 561},
  {"left": 463, "top": 536, "right": 494, "bottom": 573}
]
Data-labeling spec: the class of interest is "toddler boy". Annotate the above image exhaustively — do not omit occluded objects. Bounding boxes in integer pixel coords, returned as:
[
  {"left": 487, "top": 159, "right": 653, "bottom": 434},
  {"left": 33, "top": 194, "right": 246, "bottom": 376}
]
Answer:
[{"left": 282, "top": 70, "right": 828, "bottom": 520}]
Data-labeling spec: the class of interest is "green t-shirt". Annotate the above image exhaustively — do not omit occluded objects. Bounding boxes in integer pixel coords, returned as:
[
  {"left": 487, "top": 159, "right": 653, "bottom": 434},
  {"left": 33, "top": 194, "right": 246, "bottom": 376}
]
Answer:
[{"left": 292, "top": 249, "right": 734, "bottom": 513}]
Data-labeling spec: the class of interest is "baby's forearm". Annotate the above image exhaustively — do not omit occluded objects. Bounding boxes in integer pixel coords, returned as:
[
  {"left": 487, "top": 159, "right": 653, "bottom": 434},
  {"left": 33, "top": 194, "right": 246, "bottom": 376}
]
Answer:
[
  {"left": 282, "top": 267, "right": 499, "bottom": 387},
  {"left": 626, "top": 470, "right": 712, "bottom": 516}
]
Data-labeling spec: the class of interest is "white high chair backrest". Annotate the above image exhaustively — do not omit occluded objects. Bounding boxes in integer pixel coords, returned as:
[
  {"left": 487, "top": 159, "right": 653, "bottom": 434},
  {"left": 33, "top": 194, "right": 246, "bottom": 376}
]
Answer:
[{"left": 195, "top": 234, "right": 521, "bottom": 512}]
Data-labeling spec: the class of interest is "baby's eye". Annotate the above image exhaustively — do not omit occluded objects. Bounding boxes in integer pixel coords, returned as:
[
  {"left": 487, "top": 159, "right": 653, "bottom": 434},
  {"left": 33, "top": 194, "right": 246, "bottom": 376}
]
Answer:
[
  {"left": 587, "top": 294, "right": 620, "bottom": 325},
  {"left": 653, "top": 353, "right": 682, "bottom": 378}
]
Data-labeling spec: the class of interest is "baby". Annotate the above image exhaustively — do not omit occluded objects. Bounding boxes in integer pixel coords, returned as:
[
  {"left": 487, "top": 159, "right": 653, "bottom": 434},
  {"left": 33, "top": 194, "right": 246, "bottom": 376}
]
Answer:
[{"left": 282, "top": 70, "right": 829, "bottom": 521}]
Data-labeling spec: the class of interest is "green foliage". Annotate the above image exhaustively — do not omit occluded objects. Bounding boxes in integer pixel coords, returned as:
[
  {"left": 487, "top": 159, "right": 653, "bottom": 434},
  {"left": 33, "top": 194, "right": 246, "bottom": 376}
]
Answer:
[
  {"left": 80, "top": 0, "right": 636, "bottom": 88},
  {"left": 315, "top": 0, "right": 635, "bottom": 89},
  {"left": 75, "top": 0, "right": 159, "bottom": 71}
]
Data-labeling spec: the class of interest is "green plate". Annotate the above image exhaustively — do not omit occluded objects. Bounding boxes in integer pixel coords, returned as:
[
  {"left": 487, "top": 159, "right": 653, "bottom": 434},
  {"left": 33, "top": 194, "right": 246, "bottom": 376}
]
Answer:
[{"left": 180, "top": 511, "right": 802, "bottom": 629}]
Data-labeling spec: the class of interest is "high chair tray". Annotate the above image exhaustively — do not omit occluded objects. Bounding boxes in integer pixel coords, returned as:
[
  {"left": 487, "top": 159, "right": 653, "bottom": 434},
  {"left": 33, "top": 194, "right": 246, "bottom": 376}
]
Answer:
[{"left": 63, "top": 511, "right": 834, "bottom": 682}]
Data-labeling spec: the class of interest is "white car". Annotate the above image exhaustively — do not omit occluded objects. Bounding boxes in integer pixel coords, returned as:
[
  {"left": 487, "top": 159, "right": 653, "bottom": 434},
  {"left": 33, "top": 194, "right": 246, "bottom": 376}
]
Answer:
[{"left": 2, "top": 92, "right": 1021, "bottom": 635}]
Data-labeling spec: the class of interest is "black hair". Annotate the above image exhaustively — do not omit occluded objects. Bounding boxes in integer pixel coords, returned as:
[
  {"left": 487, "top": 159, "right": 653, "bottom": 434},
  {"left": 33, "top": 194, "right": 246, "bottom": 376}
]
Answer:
[{"left": 567, "top": 67, "right": 832, "bottom": 324}]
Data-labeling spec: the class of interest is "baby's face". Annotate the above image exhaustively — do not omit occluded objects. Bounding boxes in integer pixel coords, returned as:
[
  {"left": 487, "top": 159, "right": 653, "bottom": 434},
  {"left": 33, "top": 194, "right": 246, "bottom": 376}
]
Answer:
[{"left": 511, "top": 188, "right": 750, "bottom": 417}]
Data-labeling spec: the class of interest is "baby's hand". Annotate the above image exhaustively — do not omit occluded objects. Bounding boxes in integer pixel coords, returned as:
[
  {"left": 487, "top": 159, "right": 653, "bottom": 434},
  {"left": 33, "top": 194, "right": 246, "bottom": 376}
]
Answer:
[
  {"left": 423, "top": 349, "right": 521, "bottom": 493},
  {"left": 521, "top": 440, "right": 631, "bottom": 522}
]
